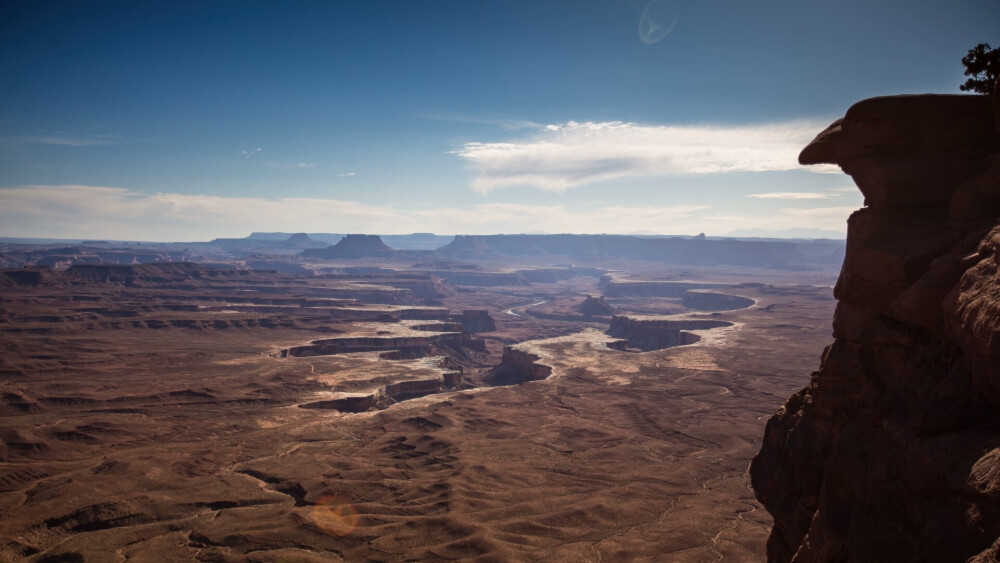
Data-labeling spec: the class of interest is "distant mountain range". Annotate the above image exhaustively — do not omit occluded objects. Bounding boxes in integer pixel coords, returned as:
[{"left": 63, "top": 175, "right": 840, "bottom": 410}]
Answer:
[
  {"left": 242, "top": 232, "right": 454, "bottom": 250},
  {"left": 2, "top": 232, "right": 846, "bottom": 270}
]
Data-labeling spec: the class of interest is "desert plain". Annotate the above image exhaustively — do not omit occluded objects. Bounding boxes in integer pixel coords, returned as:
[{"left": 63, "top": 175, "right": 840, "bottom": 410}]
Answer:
[{"left": 0, "top": 242, "right": 842, "bottom": 562}]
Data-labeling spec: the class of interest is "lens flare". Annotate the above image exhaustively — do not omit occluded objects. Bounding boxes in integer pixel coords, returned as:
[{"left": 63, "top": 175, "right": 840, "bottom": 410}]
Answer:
[
  {"left": 311, "top": 495, "right": 359, "bottom": 536},
  {"left": 638, "top": 0, "right": 679, "bottom": 44}
]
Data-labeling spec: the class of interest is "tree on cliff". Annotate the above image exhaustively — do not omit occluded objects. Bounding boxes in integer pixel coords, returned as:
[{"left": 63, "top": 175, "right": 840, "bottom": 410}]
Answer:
[{"left": 960, "top": 43, "right": 999, "bottom": 94}]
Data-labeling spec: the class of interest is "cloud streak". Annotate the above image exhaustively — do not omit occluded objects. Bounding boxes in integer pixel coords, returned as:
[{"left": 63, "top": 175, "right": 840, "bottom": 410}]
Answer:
[
  {"left": 7, "top": 134, "right": 116, "bottom": 146},
  {"left": 453, "top": 120, "right": 840, "bottom": 193},
  {"left": 746, "top": 192, "right": 838, "bottom": 199},
  {"left": 0, "top": 185, "right": 856, "bottom": 241}
]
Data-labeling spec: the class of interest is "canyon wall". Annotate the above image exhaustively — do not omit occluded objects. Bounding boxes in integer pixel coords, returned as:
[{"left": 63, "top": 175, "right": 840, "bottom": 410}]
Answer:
[
  {"left": 607, "top": 315, "right": 730, "bottom": 351},
  {"left": 455, "top": 309, "right": 497, "bottom": 333},
  {"left": 750, "top": 93, "right": 1000, "bottom": 561},
  {"left": 491, "top": 347, "right": 553, "bottom": 384},
  {"left": 280, "top": 331, "right": 484, "bottom": 358}
]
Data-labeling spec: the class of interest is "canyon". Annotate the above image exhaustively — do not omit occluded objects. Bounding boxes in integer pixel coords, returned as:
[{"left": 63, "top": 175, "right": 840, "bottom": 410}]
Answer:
[
  {"left": 1, "top": 237, "right": 840, "bottom": 561},
  {"left": 4, "top": 94, "right": 995, "bottom": 563}
]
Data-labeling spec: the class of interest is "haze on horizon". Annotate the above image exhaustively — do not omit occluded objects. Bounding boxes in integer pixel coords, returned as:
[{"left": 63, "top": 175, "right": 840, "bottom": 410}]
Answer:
[{"left": 1, "top": 0, "right": 995, "bottom": 241}]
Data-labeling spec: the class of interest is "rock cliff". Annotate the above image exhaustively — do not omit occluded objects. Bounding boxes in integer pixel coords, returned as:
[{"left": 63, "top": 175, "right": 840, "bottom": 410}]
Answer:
[
  {"left": 301, "top": 234, "right": 394, "bottom": 259},
  {"left": 751, "top": 93, "right": 1000, "bottom": 561},
  {"left": 579, "top": 295, "right": 616, "bottom": 317},
  {"left": 455, "top": 309, "right": 497, "bottom": 333},
  {"left": 490, "top": 347, "right": 552, "bottom": 384},
  {"left": 607, "top": 315, "right": 731, "bottom": 351}
]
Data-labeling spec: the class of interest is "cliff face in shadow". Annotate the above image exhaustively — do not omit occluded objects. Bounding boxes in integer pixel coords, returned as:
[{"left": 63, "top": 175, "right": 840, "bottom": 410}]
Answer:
[{"left": 750, "top": 93, "right": 1000, "bottom": 561}]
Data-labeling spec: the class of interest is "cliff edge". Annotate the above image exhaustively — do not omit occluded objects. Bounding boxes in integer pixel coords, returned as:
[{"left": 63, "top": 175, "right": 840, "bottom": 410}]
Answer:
[{"left": 750, "top": 92, "right": 1000, "bottom": 561}]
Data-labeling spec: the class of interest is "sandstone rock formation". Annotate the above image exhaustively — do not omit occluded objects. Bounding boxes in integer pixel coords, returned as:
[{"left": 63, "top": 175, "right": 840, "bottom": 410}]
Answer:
[
  {"left": 490, "top": 346, "right": 552, "bottom": 384},
  {"left": 301, "top": 234, "right": 394, "bottom": 259},
  {"left": 602, "top": 278, "right": 729, "bottom": 298},
  {"left": 751, "top": 94, "right": 1000, "bottom": 561},
  {"left": 455, "top": 309, "right": 496, "bottom": 333},
  {"left": 280, "top": 331, "right": 486, "bottom": 359},
  {"left": 681, "top": 290, "right": 755, "bottom": 311},
  {"left": 607, "top": 315, "right": 731, "bottom": 351},
  {"left": 580, "top": 295, "right": 615, "bottom": 316}
]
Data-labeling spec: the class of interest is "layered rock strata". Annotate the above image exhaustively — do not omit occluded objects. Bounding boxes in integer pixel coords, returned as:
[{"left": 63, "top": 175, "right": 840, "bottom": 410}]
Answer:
[
  {"left": 301, "top": 234, "right": 394, "bottom": 259},
  {"left": 491, "top": 347, "right": 553, "bottom": 384},
  {"left": 607, "top": 315, "right": 731, "bottom": 351},
  {"left": 455, "top": 309, "right": 497, "bottom": 333},
  {"left": 681, "top": 290, "right": 755, "bottom": 311},
  {"left": 298, "top": 370, "right": 462, "bottom": 413},
  {"left": 579, "top": 295, "right": 616, "bottom": 317},
  {"left": 602, "top": 279, "right": 729, "bottom": 298},
  {"left": 751, "top": 94, "right": 1000, "bottom": 561},
  {"left": 280, "top": 332, "right": 486, "bottom": 358}
]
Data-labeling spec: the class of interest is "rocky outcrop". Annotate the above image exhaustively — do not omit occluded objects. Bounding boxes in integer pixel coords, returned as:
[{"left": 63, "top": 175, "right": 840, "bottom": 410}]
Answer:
[
  {"left": 243, "top": 260, "right": 313, "bottom": 275},
  {"left": 490, "top": 347, "right": 552, "bottom": 385},
  {"left": 751, "top": 94, "right": 1000, "bottom": 562},
  {"left": 299, "top": 393, "right": 375, "bottom": 413},
  {"left": 602, "top": 279, "right": 729, "bottom": 298},
  {"left": 298, "top": 370, "right": 462, "bottom": 413},
  {"left": 384, "top": 378, "right": 444, "bottom": 401},
  {"left": 430, "top": 270, "right": 529, "bottom": 287},
  {"left": 280, "top": 331, "right": 485, "bottom": 358},
  {"left": 301, "top": 234, "right": 394, "bottom": 259},
  {"left": 64, "top": 262, "right": 237, "bottom": 284},
  {"left": 607, "top": 315, "right": 730, "bottom": 351},
  {"left": 1, "top": 267, "right": 54, "bottom": 286},
  {"left": 579, "top": 295, "right": 615, "bottom": 317},
  {"left": 0, "top": 246, "right": 201, "bottom": 269},
  {"left": 454, "top": 309, "right": 496, "bottom": 333},
  {"left": 681, "top": 290, "right": 755, "bottom": 311},
  {"left": 212, "top": 232, "right": 329, "bottom": 252},
  {"left": 412, "top": 322, "right": 464, "bottom": 332}
]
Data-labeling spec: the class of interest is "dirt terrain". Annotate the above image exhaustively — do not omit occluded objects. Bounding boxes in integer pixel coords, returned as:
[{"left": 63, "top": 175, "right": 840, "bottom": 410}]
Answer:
[{"left": 1, "top": 258, "right": 838, "bottom": 561}]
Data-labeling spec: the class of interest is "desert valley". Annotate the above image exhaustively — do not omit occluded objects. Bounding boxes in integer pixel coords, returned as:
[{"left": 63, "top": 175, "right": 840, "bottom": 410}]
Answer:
[
  {"left": 3, "top": 2, "right": 1000, "bottom": 561},
  {"left": 1, "top": 233, "right": 845, "bottom": 561}
]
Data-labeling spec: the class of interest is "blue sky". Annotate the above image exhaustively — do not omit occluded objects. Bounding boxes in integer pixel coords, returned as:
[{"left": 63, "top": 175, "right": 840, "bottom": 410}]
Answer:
[{"left": 1, "top": 0, "right": 996, "bottom": 240}]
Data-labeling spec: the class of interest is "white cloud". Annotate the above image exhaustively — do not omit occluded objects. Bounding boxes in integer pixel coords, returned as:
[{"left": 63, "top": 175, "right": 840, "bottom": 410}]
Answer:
[
  {"left": 241, "top": 147, "right": 263, "bottom": 159},
  {"left": 12, "top": 135, "right": 113, "bottom": 146},
  {"left": 0, "top": 185, "right": 858, "bottom": 241},
  {"left": 338, "top": 172, "right": 357, "bottom": 177},
  {"left": 746, "top": 192, "right": 838, "bottom": 199},
  {"left": 0, "top": 185, "right": 400, "bottom": 241},
  {"left": 452, "top": 120, "right": 841, "bottom": 193}
]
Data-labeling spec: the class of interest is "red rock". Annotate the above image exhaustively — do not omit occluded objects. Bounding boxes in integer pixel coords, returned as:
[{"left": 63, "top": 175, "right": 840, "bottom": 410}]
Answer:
[
  {"left": 949, "top": 155, "right": 1000, "bottom": 220},
  {"left": 754, "top": 94, "right": 1000, "bottom": 562},
  {"left": 994, "top": 77, "right": 1000, "bottom": 134},
  {"left": 301, "top": 234, "right": 394, "bottom": 259},
  {"left": 579, "top": 295, "right": 615, "bottom": 316},
  {"left": 834, "top": 207, "right": 961, "bottom": 314},
  {"left": 800, "top": 95, "right": 998, "bottom": 205},
  {"left": 945, "top": 226, "right": 1000, "bottom": 404}
]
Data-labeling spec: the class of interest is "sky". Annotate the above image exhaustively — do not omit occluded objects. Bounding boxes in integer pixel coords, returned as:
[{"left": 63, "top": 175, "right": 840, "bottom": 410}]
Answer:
[{"left": 1, "top": 0, "right": 996, "bottom": 241}]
